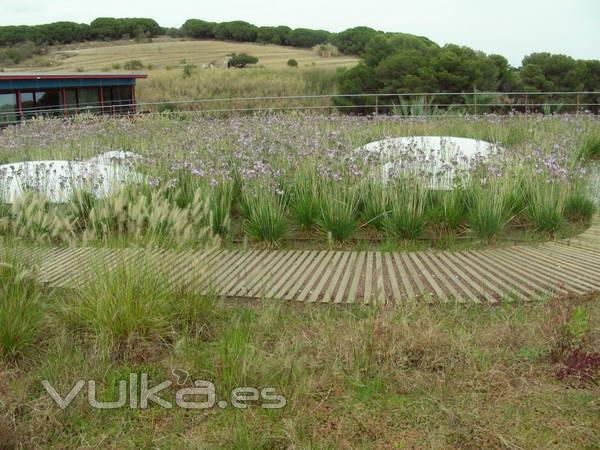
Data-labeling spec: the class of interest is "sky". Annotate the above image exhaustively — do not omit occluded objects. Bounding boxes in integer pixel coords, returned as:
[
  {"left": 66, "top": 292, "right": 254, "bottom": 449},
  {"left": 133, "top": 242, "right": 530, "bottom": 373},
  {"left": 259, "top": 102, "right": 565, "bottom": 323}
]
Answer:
[{"left": 1, "top": 0, "right": 598, "bottom": 66}]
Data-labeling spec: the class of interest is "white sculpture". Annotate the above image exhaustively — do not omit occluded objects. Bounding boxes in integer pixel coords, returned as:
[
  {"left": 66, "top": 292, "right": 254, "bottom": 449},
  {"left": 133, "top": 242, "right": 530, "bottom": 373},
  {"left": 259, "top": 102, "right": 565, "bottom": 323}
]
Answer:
[
  {"left": 0, "top": 151, "right": 145, "bottom": 203},
  {"left": 355, "top": 136, "right": 501, "bottom": 189}
]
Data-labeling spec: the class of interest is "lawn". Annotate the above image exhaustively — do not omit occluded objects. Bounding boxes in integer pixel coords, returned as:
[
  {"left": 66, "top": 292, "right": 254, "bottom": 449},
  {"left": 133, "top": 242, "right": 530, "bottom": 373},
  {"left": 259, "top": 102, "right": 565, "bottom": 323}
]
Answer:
[{"left": 11, "top": 36, "right": 359, "bottom": 72}]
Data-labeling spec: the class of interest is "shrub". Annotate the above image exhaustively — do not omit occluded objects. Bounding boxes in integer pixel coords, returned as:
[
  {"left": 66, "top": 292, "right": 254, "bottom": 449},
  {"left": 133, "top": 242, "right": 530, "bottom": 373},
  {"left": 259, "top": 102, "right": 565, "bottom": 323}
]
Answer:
[
  {"left": 0, "top": 256, "right": 42, "bottom": 360},
  {"left": 287, "top": 58, "right": 299, "bottom": 68},
  {"left": 228, "top": 53, "right": 259, "bottom": 68},
  {"left": 123, "top": 59, "right": 144, "bottom": 70},
  {"left": 182, "top": 63, "right": 196, "bottom": 78}
]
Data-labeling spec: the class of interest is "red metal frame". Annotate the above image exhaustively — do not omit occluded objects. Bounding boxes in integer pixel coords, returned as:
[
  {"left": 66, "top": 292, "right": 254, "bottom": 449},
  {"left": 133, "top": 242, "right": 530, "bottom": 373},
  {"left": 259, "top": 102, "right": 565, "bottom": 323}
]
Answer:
[
  {"left": 0, "top": 73, "right": 147, "bottom": 81},
  {"left": 15, "top": 89, "right": 22, "bottom": 119},
  {"left": 60, "top": 88, "right": 67, "bottom": 114},
  {"left": 131, "top": 85, "right": 136, "bottom": 113},
  {"left": 98, "top": 86, "right": 104, "bottom": 114}
]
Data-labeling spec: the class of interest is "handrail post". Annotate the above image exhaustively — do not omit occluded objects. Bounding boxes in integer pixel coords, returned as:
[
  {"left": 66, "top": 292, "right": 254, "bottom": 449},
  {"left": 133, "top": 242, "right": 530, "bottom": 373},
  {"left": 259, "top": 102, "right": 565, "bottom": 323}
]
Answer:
[
  {"left": 375, "top": 95, "right": 379, "bottom": 115},
  {"left": 577, "top": 94, "right": 581, "bottom": 114}
]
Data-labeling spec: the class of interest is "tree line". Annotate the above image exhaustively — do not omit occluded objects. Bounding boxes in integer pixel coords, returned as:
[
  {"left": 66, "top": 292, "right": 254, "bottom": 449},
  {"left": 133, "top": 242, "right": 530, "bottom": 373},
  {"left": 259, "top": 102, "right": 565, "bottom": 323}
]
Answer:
[{"left": 0, "top": 18, "right": 598, "bottom": 108}]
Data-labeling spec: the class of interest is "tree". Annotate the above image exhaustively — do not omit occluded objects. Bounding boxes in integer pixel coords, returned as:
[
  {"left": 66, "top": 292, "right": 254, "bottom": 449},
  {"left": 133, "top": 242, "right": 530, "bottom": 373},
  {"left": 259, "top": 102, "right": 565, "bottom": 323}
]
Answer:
[
  {"left": 228, "top": 53, "right": 259, "bottom": 68},
  {"left": 181, "top": 19, "right": 216, "bottom": 39},
  {"left": 213, "top": 21, "right": 258, "bottom": 42},
  {"left": 331, "top": 26, "right": 378, "bottom": 55},
  {"left": 257, "top": 26, "right": 291, "bottom": 45},
  {"left": 90, "top": 18, "right": 161, "bottom": 40},
  {"left": 286, "top": 28, "right": 330, "bottom": 48},
  {"left": 521, "top": 52, "right": 586, "bottom": 91}
]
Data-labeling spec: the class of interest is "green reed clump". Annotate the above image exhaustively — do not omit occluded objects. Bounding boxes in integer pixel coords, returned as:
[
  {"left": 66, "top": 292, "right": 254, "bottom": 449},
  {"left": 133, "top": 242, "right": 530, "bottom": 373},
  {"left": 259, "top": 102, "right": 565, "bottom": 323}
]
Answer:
[
  {"left": 426, "top": 188, "right": 467, "bottom": 234},
  {"left": 577, "top": 132, "right": 600, "bottom": 161},
  {"left": 289, "top": 166, "right": 320, "bottom": 231},
  {"left": 206, "top": 180, "right": 234, "bottom": 236},
  {"left": 564, "top": 183, "right": 596, "bottom": 223},
  {"left": 242, "top": 185, "right": 288, "bottom": 245},
  {"left": 317, "top": 181, "right": 358, "bottom": 241},
  {"left": 0, "top": 255, "right": 42, "bottom": 360},
  {"left": 525, "top": 177, "right": 567, "bottom": 234},
  {"left": 385, "top": 177, "right": 428, "bottom": 241},
  {"left": 467, "top": 177, "right": 512, "bottom": 242},
  {"left": 359, "top": 178, "right": 389, "bottom": 231},
  {"left": 58, "top": 262, "right": 176, "bottom": 357}
]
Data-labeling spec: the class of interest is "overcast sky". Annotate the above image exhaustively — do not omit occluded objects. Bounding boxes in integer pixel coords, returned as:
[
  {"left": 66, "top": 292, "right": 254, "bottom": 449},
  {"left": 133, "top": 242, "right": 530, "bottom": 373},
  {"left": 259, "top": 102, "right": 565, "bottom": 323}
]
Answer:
[{"left": 1, "top": 0, "right": 598, "bottom": 66}]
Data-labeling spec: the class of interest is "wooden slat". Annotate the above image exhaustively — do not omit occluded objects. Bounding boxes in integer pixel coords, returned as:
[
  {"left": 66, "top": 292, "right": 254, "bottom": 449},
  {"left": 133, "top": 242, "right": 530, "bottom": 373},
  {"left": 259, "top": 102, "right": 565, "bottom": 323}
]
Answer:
[
  {"left": 347, "top": 251, "right": 367, "bottom": 303},
  {"left": 322, "top": 251, "right": 351, "bottom": 303},
  {"left": 384, "top": 253, "right": 403, "bottom": 303},
  {"left": 334, "top": 252, "right": 357, "bottom": 304},
  {"left": 304, "top": 251, "right": 341, "bottom": 303}
]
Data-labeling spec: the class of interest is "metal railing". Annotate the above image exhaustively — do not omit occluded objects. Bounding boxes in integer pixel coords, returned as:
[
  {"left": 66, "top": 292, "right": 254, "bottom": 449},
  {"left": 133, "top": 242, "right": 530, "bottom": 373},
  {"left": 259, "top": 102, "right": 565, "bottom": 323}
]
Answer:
[{"left": 1, "top": 91, "right": 598, "bottom": 126}]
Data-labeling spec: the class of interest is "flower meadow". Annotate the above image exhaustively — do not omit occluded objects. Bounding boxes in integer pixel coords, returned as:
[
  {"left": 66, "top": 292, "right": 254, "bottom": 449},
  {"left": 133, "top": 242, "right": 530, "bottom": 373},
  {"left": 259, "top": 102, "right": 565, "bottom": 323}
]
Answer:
[{"left": 0, "top": 113, "right": 599, "bottom": 249}]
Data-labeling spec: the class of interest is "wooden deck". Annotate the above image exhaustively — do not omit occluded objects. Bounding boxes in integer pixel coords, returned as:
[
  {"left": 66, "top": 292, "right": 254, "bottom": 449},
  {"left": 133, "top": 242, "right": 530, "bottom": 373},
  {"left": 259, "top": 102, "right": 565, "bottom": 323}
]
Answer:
[{"left": 4, "top": 218, "right": 600, "bottom": 304}]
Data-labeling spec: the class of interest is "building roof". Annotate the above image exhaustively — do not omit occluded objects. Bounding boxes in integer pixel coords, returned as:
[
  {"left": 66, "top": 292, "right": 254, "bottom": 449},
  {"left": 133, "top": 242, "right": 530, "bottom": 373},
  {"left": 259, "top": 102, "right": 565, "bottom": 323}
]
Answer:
[{"left": 0, "top": 72, "right": 147, "bottom": 80}]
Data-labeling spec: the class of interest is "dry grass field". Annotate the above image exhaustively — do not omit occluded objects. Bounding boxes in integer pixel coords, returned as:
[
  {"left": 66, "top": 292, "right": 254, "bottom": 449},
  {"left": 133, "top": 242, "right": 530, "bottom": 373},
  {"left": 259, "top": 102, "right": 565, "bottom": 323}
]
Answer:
[{"left": 16, "top": 37, "right": 359, "bottom": 72}]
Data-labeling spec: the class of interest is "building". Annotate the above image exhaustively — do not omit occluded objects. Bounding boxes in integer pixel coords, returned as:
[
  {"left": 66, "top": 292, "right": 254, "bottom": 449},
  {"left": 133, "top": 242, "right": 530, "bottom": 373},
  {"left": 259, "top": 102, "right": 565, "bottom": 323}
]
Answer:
[{"left": 0, "top": 72, "right": 147, "bottom": 126}]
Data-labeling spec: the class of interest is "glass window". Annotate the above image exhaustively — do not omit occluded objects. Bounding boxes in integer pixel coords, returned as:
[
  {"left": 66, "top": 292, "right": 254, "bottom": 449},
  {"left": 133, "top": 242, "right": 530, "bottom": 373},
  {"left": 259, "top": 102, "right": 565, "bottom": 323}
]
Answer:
[
  {"left": 101, "top": 86, "right": 133, "bottom": 114},
  {"left": 78, "top": 88, "right": 101, "bottom": 113},
  {"left": 20, "top": 92, "right": 35, "bottom": 119},
  {"left": 114, "top": 85, "right": 133, "bottom": 113},
  {"left": 64, "top": 89, "right": 78, "bottom": 115},
  {"left": 0, "top": 93, "right": 17, "bottom": 126},
  {"left": 34, "top": 90, "right": 61, "bottom": 116}
]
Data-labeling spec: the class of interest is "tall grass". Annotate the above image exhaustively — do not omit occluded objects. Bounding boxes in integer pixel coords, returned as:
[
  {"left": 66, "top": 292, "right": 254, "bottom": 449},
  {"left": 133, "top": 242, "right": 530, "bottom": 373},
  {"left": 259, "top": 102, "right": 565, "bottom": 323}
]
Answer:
[
  {"left": 467, "top": 177, "right": 513, "bottom": 242},
  {"left": 289, "top": 165, "right": 320, "bottom": 231},
  {"left": 577, "top": 132, "right": 600, "bottom": 161},
  {"left": 137, "top": 68, "right": 338, "bottom": 111},
  {"left": 359, "top": 178, "right": 389, "bottom": 230},
  {"left": 317, "top": 181, "right": 359, "bottom": 241},
  {"left": 57, "top": 261, "right": 215, "bottom": 357},
  {"left": 564, "top": 181, "right": 597, "bottom": 223},
  {"left": 427, "top": 188, "right": 466, "bottom": 234},
  {"left": 385, "top": 177, "right": 429, "bottom": 240},
  {"left": 0, "top": 255, "right": 42, "bottom": 360},
  {"left": 242, "top": 185, "right": 288, "bottom": 245},
  {"left": 82, "top": 186, "right": 217, "bottom": 248},
  {"left": 526, "top": 177, "right": 567, "bottom": 234}
]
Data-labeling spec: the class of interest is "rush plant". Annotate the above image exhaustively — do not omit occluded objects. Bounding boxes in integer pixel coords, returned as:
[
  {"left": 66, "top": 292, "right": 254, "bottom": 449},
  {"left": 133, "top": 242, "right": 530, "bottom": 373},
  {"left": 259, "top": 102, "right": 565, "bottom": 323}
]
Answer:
[
  {"left": 317, "top": 180, "right": 358, "bottom": 241},
  {"left": 242, "top": 185, "right": 288, "bottom": 246},
  {"left": 467, "top": 177, "right": 512, "bottom": 242},
  {"left": 385, "top": 177, "right": 428, "bottom": 240}
]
